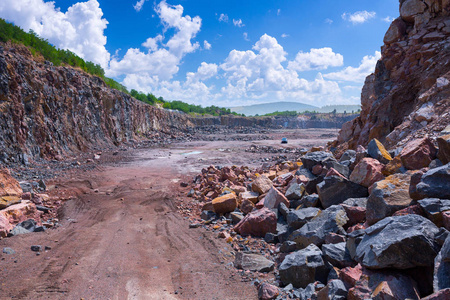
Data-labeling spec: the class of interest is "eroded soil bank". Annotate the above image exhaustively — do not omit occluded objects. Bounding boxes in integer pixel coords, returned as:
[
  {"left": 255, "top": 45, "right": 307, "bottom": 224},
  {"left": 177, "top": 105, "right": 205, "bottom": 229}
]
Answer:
[{"left": 0, "top": 128, "right": 335, "bottom": 300}]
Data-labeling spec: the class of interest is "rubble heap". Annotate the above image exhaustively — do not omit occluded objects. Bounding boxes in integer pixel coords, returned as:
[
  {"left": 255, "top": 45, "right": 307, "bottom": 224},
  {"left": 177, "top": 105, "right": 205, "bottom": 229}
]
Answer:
[{"left": 185, "top": 135, "right": 450, "bottom": 299}]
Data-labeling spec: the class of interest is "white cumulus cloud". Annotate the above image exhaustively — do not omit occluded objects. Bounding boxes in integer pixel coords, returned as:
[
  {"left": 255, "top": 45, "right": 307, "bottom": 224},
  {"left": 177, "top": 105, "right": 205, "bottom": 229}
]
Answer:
[
  {"left": 218, "top": 13, "right": 228, "bottom": 22},
  {"left": 324, "top": 51, "right": 381, "bottom": 82},
  {"left": 218, "top": 34, "right": 343, "bottom": 106},
  {"left": 342, "top": 11, "right": 376, "bottom": 24},
  {"left": 133, "top": 0, "right": 147, "bottom": 12},
  {"left": 288, "top": 47, "right": 344, "bottom": 72},
  {"left": 189, "top": 62, "right": 218, "bottom": 81},
  {"left": 109, "top": 0, "right": 201, "bottom": 82},
  {"left": 203, "top": 40, "right": 211, "bottom": 50},
  {"left": 233, "top": 19, "right": 245, "bottom": 27},
  {"left": 382, "top": 16, "right": 395, "bottom": 23},
  {"left": 0, "top": 0, "right": 110, "bottom": 68}
]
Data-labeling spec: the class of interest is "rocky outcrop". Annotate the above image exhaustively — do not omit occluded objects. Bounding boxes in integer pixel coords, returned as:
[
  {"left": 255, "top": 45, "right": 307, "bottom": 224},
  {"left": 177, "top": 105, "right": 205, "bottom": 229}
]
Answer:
[
  {"left": 190, "top": 114, "right": 358, "bottom": 129},
  {"left": 335, "top": 0, "right": 450, "bottom": 152},
  {"left": 0, "top": 43, "right": 193, "bottom": 164}
]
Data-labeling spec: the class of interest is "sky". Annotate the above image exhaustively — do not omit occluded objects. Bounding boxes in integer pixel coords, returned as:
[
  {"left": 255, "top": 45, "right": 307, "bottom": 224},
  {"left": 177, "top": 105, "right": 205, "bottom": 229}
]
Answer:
[{"left": 0, "top": 0, "right": 399, "bottom": 108}]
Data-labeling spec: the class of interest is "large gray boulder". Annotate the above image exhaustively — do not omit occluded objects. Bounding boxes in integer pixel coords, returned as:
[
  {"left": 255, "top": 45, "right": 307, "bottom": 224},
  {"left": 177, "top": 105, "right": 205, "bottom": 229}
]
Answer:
[
  {"left": 301, "top": 151, "right": 334, "bottom": 171},
  {"left": 286, "top": 207, "right": 321, "bottom": 230},
  {"left": 322, "top": 157, "right": 350, "bottom": 178},
  {"left": 234, "top": 252, "right": 275, "bottom": 273},
  {"left": 278, "top": 243, "right": 328, "bottom": 288},
  {"left": 356, "top": 215, "right": 440, "bottom": 269},
  {"left": 289, "top": 205, "right": 348, "bottom": 248},
  {"left": 316, "top": 279, "right": 347, "bottom": 300},
  {"left": 416, "top": 163, "right": 450, "bottom": 200},
  {"left": 317, "top": 176, "right": 368, "bottom": 208},
  {"left": 322, "top": 242, "right": 355, "bottom": 269},
  {"left": 418, "top": 198, "right": 450, "bottom": 227},
  {"left": 285, "top": 182, "right": 305, "bottom": 200},
  {"left": 434, "top": 234, "right": 450, "bottom": 292}
]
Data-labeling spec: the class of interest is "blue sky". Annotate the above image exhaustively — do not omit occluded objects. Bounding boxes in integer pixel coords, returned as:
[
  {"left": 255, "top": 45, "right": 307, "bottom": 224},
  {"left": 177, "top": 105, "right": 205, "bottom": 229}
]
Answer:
[{"left": 0, "top": 0, "right": 399, "bottom": 107}]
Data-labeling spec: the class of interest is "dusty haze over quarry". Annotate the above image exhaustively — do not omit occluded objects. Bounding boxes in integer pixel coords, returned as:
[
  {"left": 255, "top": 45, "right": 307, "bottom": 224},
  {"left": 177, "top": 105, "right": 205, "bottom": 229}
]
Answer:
[{"left": 0, "top": 0, "right": 397, "bottom": 107}]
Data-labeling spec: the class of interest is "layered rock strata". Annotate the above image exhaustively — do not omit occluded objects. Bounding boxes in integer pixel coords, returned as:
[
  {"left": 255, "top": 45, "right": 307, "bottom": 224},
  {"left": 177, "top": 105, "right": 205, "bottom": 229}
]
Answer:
[
  {"left": 336, "top": 0, "right": 450, "bottom": 152},
  {"left": 0, "top": 43, "right": 193, "bottom": 163}
]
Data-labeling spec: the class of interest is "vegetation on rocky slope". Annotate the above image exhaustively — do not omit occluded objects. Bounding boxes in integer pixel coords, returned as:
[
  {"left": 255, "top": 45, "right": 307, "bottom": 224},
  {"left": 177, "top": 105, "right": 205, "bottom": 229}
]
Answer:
[{"left": 0, "top": 18, "right": 239, "bottom": 117}]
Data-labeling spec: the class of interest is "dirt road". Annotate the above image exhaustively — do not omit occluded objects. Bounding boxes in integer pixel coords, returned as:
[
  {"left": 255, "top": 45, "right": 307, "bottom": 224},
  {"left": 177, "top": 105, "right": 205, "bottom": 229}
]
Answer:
[{"left": 0, "top": 129, "right": 336, "bottom": 299}]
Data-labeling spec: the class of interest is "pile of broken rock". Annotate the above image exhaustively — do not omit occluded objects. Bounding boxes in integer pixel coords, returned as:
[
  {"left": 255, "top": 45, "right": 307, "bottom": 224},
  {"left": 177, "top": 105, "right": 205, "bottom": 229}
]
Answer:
[
  {"left": 185, "top": 135, "right": 450, "bottom": 299},
  {"left": 0, "top": 168, "right": 59, "bottom": 238}
]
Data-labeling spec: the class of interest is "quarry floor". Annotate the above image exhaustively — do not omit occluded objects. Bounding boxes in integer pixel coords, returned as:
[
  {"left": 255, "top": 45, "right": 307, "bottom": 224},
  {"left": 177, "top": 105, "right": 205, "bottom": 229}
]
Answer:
[{"left": 0, "top": 128, "right": 337, "bottom": 300}]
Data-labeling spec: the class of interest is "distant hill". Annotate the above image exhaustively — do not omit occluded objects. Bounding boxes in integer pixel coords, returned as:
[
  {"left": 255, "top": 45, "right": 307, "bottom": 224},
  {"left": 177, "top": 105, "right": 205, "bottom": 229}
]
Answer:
[
  {"left": 317, "top": 105, "right": 361, "bottom": 114},
  {"left": 230, "top": 101, "right": 318, "bottom": 116},
  {"left": 229, "top": 102, "right": 361, "bottom": 116}
]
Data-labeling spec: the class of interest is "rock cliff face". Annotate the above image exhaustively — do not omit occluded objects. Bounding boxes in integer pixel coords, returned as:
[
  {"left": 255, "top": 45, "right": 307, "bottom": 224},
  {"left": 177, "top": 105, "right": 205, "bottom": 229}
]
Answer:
[
  {"left": 0, "top": 43, "right": 193, "bottom": 164},
  {"left": 336, "top": 0, "right": 450, "bottom": 152},
  {"left": 191, "top": 115, "right": 357, "bottom": 129}
]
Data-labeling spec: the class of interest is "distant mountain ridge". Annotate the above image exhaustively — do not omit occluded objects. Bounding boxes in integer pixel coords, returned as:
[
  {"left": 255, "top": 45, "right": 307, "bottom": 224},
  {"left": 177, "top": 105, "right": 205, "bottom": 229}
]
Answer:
[{"left": 230, "top": 101, "right": 360, "bottom": 116}]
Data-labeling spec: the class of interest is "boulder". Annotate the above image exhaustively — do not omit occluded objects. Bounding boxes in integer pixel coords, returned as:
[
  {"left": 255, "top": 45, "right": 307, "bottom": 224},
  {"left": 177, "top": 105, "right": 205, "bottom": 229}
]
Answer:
[
  {"left": 339, "top": 150, "right": 356, "bottom": 164},
  {"left": 348, "top": 268, "right": 420, "bottom": 300},
  {"left": 341, "top": 198, "right": 367, "bottom": 226},
  {"left": 339, "top": 264, "right": 363, "bottom": 288},
  {"left": 324, "top": 232, "right": 346, "bottom": 244},
  {"left": 286, "top": 207, "right": 321, "bottom": 230},
  {"left": 211, "top": 193, "right": 237, "bottom": 214},
  {"left": 252, "top": 175, "right": 273, "bottom": 195},
  {"left": 263, "top": 187, "right": 290, "bottom": 209},
  {"left": 284, "top": 182, "right": 305, "bottom": 200},
  {"left": 322, "top": 157, "right": 350, "bottom": 178},
  {"left": 366, "top": 174, "right": 413, "bottom": 225},
  {"left": 316, "top": 279, "right": 347, "bottom": 300},
  {"left": 240, "top": 191, "right": 259, "bottom": 203},
  {"left": 322, "top": 242, "right": 356, "bottom": 269},
  {"left": 301, "top": 151, "right": 334, "bottom": 171},
  {"left": 400, "top": 0, "right": 427, "bottom": 23},
  {"left": 346, "top": 230, "right": 365, "bottom": 260},
  {"left": 9, "top": 219, "right": 45, "bottom": 236},
  {"left": 418, "top": 199, "right": 450, "bottom": 227},
  {"left": 367, "top": 139, "right": 392, "bottom": 164},
  {"left": 278, "top": 244, "right": 328, "bottom": 288},
  {"left": 0, "top": 168, "right": 22, "bottom": 197},
  {"left": 234, "top": 207, "right": 277, "bottom": 237},
  {"left": 0, "top": 196, "right": 22, "bottom": 210},
  {"left": 289, "top": 205, "right": 348, "bottom": 248},
  {"left": 433, "top": 235, "right": 450, "bottom": 292},
  {"left": 239, "top": 199, "right": 255, "bottom": 214},
  {"left": 415, "top": 163, "right": 450, "bottom": 200},
  {"left": 278, "top": 202, "right": 289, "bottom": 219},
  {"left": 258, "top": 283, "right": 279, "bottom": 300},
  {"left": 300, "top": 194, "right": 320, "bottom": 208},
  {"left": 349, "top": 158, "right": 384, "bottom": 188},
  {"left": 400, "top": 137, "right": 437, "bottom": 170},
  {"left": 356, "top": 215, "right": 440, "bottom": 269},
  {"left": 382, "top": 155, "right": 403, "bottom": 175},
  {"left": 317, "top": 176, "right": 368, "bottom": 209},
  {"left": 295, "top": 166, "right": 316, "bottom": 181},
  {"left": 384, "top": 17, "right": 407, "bottom": 44},
  {"left": 437, "top": 134, "right": 450, "bottom": 164},
  {"left": 409, "top": 170, "right": 425, "bottom": 200},
  {"left": 234, "top": 252, "right": 275, "bottom": 273},
  {"left": 0, "top": 201, "right": 40, "bottom": 238},
  {"left": 280, "top": 240, "right": 297, "bottom": 253}
]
